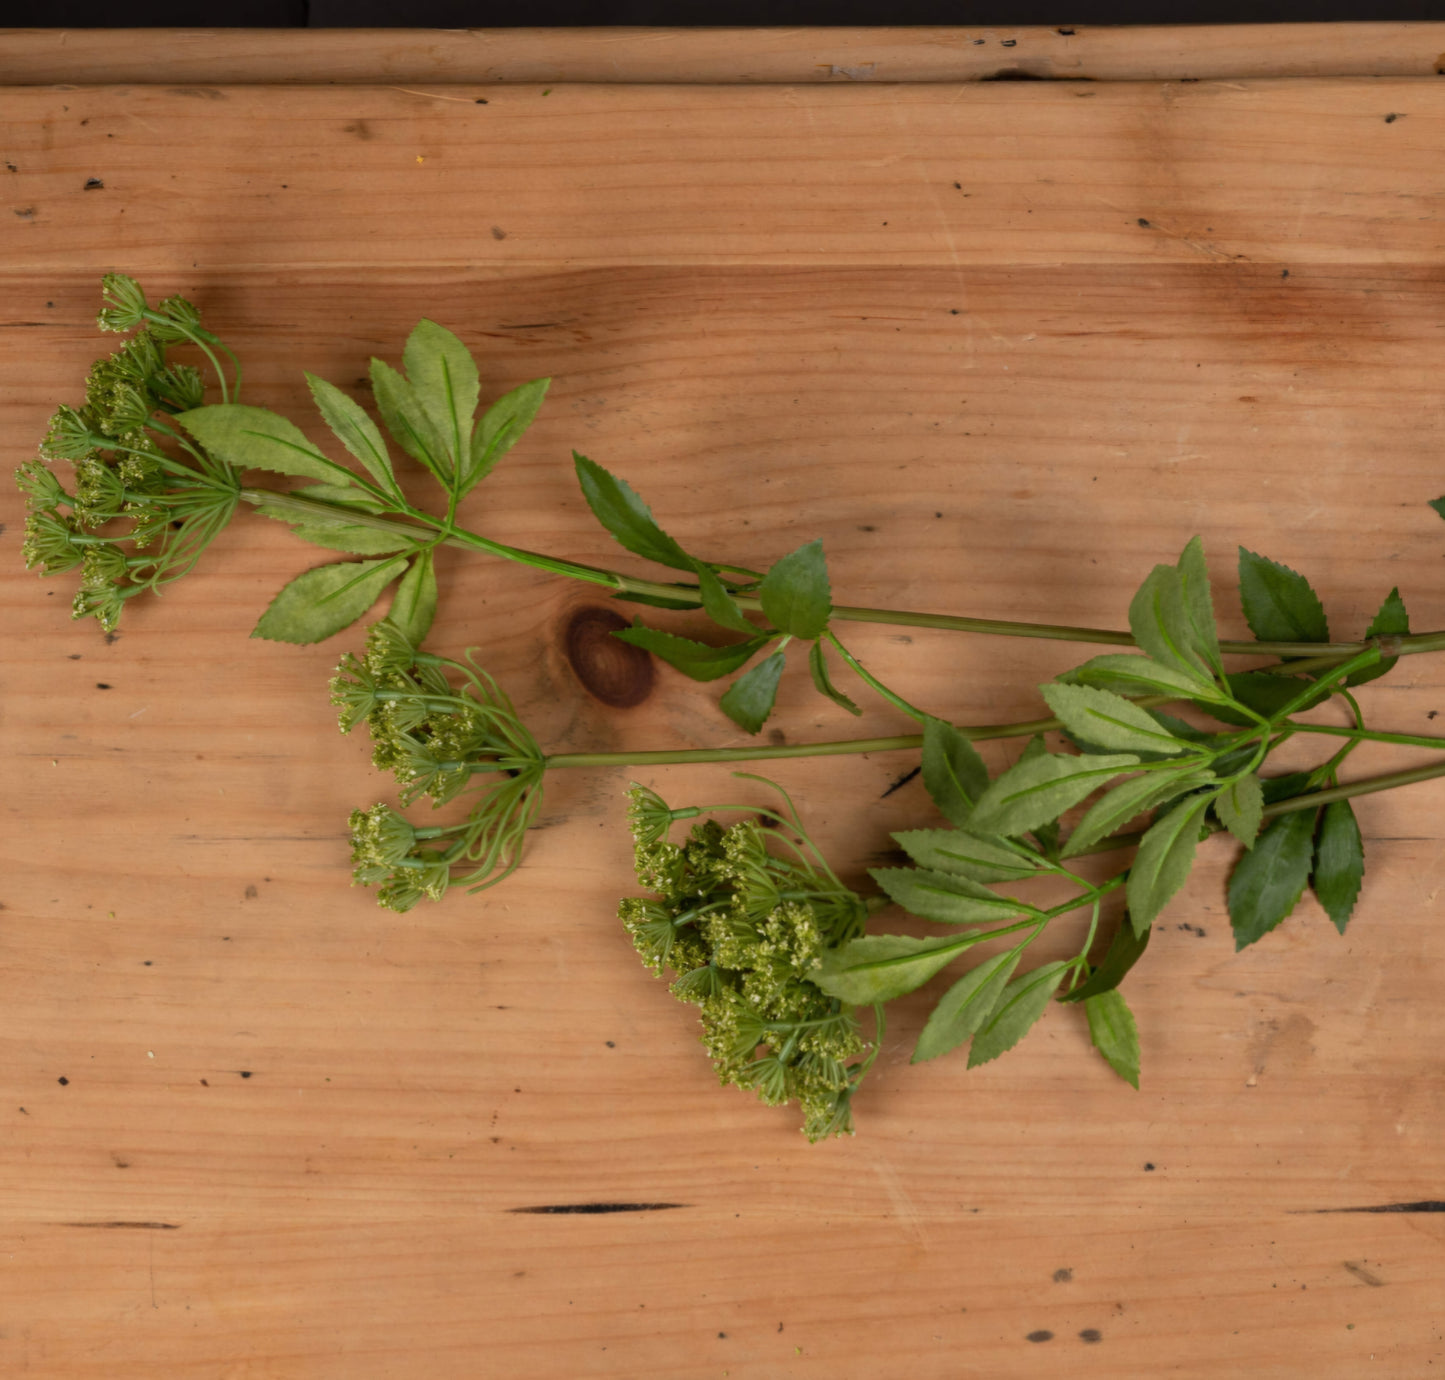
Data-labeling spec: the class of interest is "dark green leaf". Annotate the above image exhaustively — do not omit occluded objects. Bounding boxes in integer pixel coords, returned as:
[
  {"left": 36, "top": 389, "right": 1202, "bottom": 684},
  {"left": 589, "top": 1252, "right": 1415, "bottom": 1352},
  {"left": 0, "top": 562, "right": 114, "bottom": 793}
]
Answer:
[
  {"left": 814, "top": 933, "right": 968, "bottom": 1004},
  {"left": 1084, "top": 989, "right": 1140, "bottom": 1088},
  {"left": 1346, "top": 587, "right": 1409, "bottom": 688},
  {"left": 1208, "top": 671, "right": 1327, "bottom": 725},
  {"left": 1063, "top": 653, "right": 1230, "bottom": 704},
  {"left": 614, "top": 625, "right": 771, "bottom": 681},
  {"left": 870, "top": 867, "right": 1030, "bottom": 926},
  {"left": 1431, "top": 495, "right": 1445, "bottom": 521},
  {"left": 463, "top": 377, "right": 549, "bottom": 496},
  {"left": 305, "top": 374, "right": 397, "bottom": 495},
  {"left": 758, "top": 539, "right": 832, "bottom": 641},
  {"left": 921, "top": 717, "right": 990, "bottom": 827},
  {"left": 1061, "top": 767, "right": 1215, "bottom": 859},
  {"left": 402, "top": 319, "right": 480, "bottom": 479},
  {"left": 912, "top": 952, "right": 1021, "bottom": 1064},
  {"left": 389, "top": 549, "right": 438, "bottom": 645},
  {"left": 1126, "top": 793, "right": 1212, "bottom": 934},
  {"left": 719, "top": 652, "right": 787, "bottom": 734},
  {"left": 1214, "top": 772, "right": 1264, "bottom": 848},
  {"left": 1237, "top": 547, "right": 1329, "bottom": 643},
  {"left": 1042, "top": 682, "right": 1190, "bottom": 756},
  {"left": 970, "top": 751, "right": 1140, "bottom": 839},
  {"left": 369, "top": 359, "right": 450, "bottom": 482},
  {"left": 1129, "top": 563, "right": 1214, "bottom": 684},
  {"left": 1260, "top": 771, "right": 1315, "bottom": 805},
  {"left": 967, "top": 961, "right": 1068, "bottom": 1068},
  {"left": 178, "top": 404, "right": 352, "bottom": 486},
  {"left": 1313, "top": 799, "right": 1364, "bottom": 935},
  {"left": 891, "top": 828, "right": 1044, "bottom": 883},
  {"left": 1176, "top": 535, "right": 1224, "bottom": 677},
  {"left": 1227, "top": 807, "right": 1318, "bottom": 949},
  {"left": 251, "top": 557, "right": 405, "bottom": 645},
  {"left": 1059, "top": 918, "right": 1150, "bottom": 1003},
  {"left": 808, "top": 639, "right": 860, "bottom": 715},
  {"left": 694, "top": 562, "right": 757, "bottom": 635},
  {"left": 573, "top": 453, "right": 694, "bottom": 573}
]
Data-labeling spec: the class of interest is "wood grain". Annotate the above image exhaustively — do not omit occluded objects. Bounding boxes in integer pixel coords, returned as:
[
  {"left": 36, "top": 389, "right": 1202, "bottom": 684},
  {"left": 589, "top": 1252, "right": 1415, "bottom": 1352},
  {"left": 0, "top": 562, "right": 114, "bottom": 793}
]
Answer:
[{"left": 3, "top": 52, "right": 1445, "bottom": 1380}]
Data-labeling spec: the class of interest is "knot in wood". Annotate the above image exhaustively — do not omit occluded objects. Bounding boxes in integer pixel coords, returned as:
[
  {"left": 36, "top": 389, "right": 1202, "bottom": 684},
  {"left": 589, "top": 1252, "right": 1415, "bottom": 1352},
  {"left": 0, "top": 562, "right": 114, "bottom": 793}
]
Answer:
[{"left": 564, "top": 606, "right": 653, "bottom": 708}]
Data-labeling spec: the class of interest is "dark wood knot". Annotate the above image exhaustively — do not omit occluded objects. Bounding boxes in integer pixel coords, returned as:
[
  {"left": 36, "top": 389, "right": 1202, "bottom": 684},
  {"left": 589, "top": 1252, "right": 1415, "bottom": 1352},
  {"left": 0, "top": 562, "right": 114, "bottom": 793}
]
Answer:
[{"left": 564, "top": 606, "right": 654, "bottom": 709}]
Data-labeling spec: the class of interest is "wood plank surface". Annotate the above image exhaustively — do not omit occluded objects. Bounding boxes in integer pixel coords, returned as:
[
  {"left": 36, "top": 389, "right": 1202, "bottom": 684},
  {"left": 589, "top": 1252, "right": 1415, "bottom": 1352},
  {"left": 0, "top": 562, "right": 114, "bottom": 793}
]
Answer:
[{"left": 3, "top": 56, "right": 1445, "bottom": 1379}]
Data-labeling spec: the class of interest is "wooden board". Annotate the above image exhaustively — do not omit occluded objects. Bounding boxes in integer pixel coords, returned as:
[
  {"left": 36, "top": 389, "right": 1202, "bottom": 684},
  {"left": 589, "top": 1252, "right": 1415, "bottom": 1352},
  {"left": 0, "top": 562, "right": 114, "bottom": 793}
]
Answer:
[{"left": 3, "top": 48, "right": 1445, "bottom": 1379}]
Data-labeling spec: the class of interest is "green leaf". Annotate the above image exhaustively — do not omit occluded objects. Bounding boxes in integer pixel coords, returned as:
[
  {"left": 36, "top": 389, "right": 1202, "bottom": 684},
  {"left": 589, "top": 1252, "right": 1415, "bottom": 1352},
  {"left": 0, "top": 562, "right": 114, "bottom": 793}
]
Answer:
[
  {"left": 1126, "top": 793, "right": 1212, "bottom": 935},
  {"left": 1227, "top": 807, "right": 1317, "bottom": 950},
  {"left": 1260, "top": 770, "right": 1315, "bottom": 805},
  {"left": 912, "top": 952, "right": 1021, "bottom": 1064},
  {"left": 921, "top": 717, "right": 990, "bottom": 827},
  {"left": 259, "top": 518, "right": 412, "bottom": 556},
  {"left": 1214, "top": 772, "right": 1264, "bottom": 848},
  {"left": 694, "top": 562, "right": 758, "bottom": 635},
  {"left": 970, "top": 751, "right": 1140, "bottom": 839},
  {"left": 891, "top": 828, "right": 1045, "bottom": 884},
  {"left": 613, "top": 625, "right": 771, "bottom": 682},
  {"left": 870, "top": 867, "right": 1030, "bottom": 926},
  {"left": 611, "top": 588, "right": 704, "bottom": 612},
  {"left": 573, "top": 453, "right": 694, "bottom": 573},
  {"left": 1042, "top": 682, "right": 1190, "bottom": 756},
  {"left": 1313, "top": 799, "right": 1364, "bottom": 935},
  {"left": 967, "top": 960, "right": 1068, "bottom": 1068},
  {"left": 1237, "top": 547, "right": 1329, "bottom": 643},
  {"left": 1059, "top": 918, "right": 1150, "bottom": 1003},
  {"left": 1061, "top": 767, "right": 1215, "bottom": 859},
  {"left": 178, "top": 404, "right": 351, "bottom": 486},
  {"left": 1084, "top": 989, "right": 1140, "bottom": 1088},
  {"left": 305, "top": 374, "right": 397, "bottom": 496},
  {"left": 814, "top": 934, "right": 968, "bottom": 1004},
  {"left": 251, "top": 556, "right": 406, "bottom": 645},
  {"left": 719, "top": 652, "right": 787, "bottom": 734},
  {"left": 1129, "top": 563, "right": 1214, "bottom": 685},
  {"left": 402, "top": 319, "right": 480, "bottom": 480},
  {"left": 369, "top": 359, "right": 450, "bottom": 482},
  {"left": 1176, "top": 535, "right": 1224, "bottom": 677},
  {"left": 1063, "top": 653, "right": 1230, "bottom": 705},
  {"left": 808, "top": 639, "right": 861, "bottom": 715},
  {"left": 1346, "top": 587, "right": 1409, "bottom": 688},
  {"left": 1209, "top": 671, "right": 1327, "bottom": 725},
  {"left": 463, "top": 377, "right": 549, "bottom": 496},
  {"left": 758, "top": 539, "right": 832, "bottom": 641},
  {"left": 389, "top": 549, "right": 438, "bottom": 645}
]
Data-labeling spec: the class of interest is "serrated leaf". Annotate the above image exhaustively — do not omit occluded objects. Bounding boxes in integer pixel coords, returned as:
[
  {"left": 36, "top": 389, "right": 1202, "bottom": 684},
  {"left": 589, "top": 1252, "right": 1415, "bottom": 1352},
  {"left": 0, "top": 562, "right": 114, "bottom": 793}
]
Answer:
[
  {"left": 462, "top": 377, "right": 549, "bottom": 496},
  {"left": 1130, "top": 563, "right": 1214, "bottom": 684},
  {"left": 1260, "top": 770, "right": 1315, "bottom": 805},
  {"left": 1059, "top": 918, "right": 1151, "bottom": 1003},
  {"left": 402, "top": 319, "right": 480, "bottom": 480},
  {"left": 1127, "top": 793, "right": 1212, "bottom": 935},
  {"left": 1227, "top": 807, "right": 1318, "bottom": 950},
  {"left": 178, "top": 404, "right": 353, "bottom": 486},
  {"left": 251, "top": 556, "right": 406, "bottom": 644},
  {"left": 573, "top": 453, "right": 694, "bottom": 573},
  {"left": 1042, "top": 682, "right": 1190, "bottom": 756},
  {"left": 1238, "top": 547, "right": 1330, "bottom": 644},
  {"left": 814, "top": 933, "right": 968, "bottom": 1004},
  {"left": 758, "top": 539, "right": 832, "bottom": 641},
  {"left": 1215, "top": 772, "right": 1264, "bottom": 848},
  {"left": 261, "top": 518, "right": 413, "bottom": 555},
  {"left": 870, "top": 867, "right": 1030, "bottom": 926},
  {"left": 1208, "top": 671, "right": 1327, "bottom": 725},
  {"left": 389, "top": 549, "right": 438, "bottom": 645},
  {"left": 808, "top": 639, "right": 861, "bottom": 715},
  {"left": 719, "top": 652, "right": 787, "bottom": 733},
  {"left": 370, "top": 358, "right": 450, "bottom": 482},
  {"left": 1347, "top": 587, "right": 1409, "bottom": 688},
  {"left": 970, "top": 751, "right": 1140, "bottom": 839},
  {"left": 1061, "top": 767, "right": 1215, "bottom": 859},
  {"left": 613, "top": 625, "right": 771, "bottom": 682},
  {"left": 305, "top": 374, "right": 397, "bottom": 496},
  {"left": 1313, "top": 799, "right": 1364, "bottom": 935},
  {"left": 1084, "top": 989, "right": 1140, "bottom": 1088},
  {"left": 912, "top": 952, "right": 1021, "bottom": 1063},
  {"left": 1063, "top": 653, "right": 1230, "bottom": 704},
  {"left": 694, "top": 562, "right": 757, "bottom": 635},
  {"left": 921, "top": 717, "right": 990, "bottom": 827},
  {"left": 967, "top": 961, "right": 1069, "bottom": 1068},
  {"left": 1176, "top": 535, "right": 1224, "bottom": 677},
  {"left": 892, "top": 828, "right": 1045, "bottom": 883}
]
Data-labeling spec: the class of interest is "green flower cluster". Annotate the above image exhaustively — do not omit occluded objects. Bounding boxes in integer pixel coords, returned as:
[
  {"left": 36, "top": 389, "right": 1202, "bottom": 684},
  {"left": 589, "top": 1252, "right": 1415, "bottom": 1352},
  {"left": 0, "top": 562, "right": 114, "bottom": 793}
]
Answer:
[
  {"left": 333, "top": 621, "right": 547, "bottom": 910},
  {"left": 18, "top": 275, "right": 240, "bottom": 632},
  {"left": 620, "top": 784, "right": 878, "bottom": 1141}
]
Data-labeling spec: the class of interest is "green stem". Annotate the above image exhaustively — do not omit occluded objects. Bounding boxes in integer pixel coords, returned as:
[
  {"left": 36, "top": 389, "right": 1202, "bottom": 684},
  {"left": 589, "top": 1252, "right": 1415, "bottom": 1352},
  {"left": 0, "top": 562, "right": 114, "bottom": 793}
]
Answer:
[
  {"left": 825, "top": 631, "right": 929, "bottom": 724},
  {"left": 1287, "top": 723, "right": 1445, "bottom": 751}
]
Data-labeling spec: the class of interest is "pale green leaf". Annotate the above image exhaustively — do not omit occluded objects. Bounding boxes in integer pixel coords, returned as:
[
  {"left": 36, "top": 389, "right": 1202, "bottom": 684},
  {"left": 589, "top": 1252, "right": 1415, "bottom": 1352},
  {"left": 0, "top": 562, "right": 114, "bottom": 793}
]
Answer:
[
  {"left": 1126, "top": 793, "right": 1212, "bottom": 935},
  {"left": 921, "top": 717, "right": 990, "bottom": 827},
  {"left": 463, "top": 377, "right": 550, "bottom": 496},
  {"left": 1129, "top": 563, "right": 1215, "bottom": 685},
  {"left": 1215, "top": 772, "right": 1264, "bottom": 848},
  {"left": 369, "top": 359, "right": 450, "bottom": 481},
  {"left": 1176, "top": 535, "right": 1224, "bottom": 677},
  {"left": 402, "top": 319, "right": 480, "bottom": 479},
  {"left": 1042, "top": 682, "right": 1190, "bottom": 757},
  {"left": 967, "top": 961, "right": 1068, "bottom": 1068},
  {"left": 870, "top": 866, "right": 1030, "bottom": 926},
  {"left": 389, "top": 549, "right": 438, "bottom": 645},
  {"left": 1063, "top": 653, "right": 1230, "bottom": 704},
  {"left": 178, "top": 404, "right": 352, "bottom": 486},
  {"left": 891, "top": 828, "right": 1045, "bottom": 884},
  {"left": 814, "top": 933, "right": 968, "bottom": 1004},
  {"left": 912, "top": 952, "right": 1021, "bottom": 1064},
  {"left": 1061, "top": 767, "right": 1215, "bottom": 859},
  {"left": 1084, "top": 989, "right": 1140, "bottom": 1088},
  {"left": 251, "top": 557, "right": 406, "bottom": 645},
  {"left": 305, "top": 374, "right": 397, "bottom": 495},
  {"left": 970, "top": 751, "right": 1140, "bottom": 839}
]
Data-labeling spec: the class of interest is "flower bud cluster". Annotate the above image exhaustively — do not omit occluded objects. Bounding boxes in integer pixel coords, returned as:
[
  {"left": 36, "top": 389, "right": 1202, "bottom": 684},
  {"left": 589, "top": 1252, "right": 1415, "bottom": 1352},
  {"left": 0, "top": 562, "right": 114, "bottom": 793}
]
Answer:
[{"left": 620, "top": 785, "right": 873, "bottom": 1140}]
